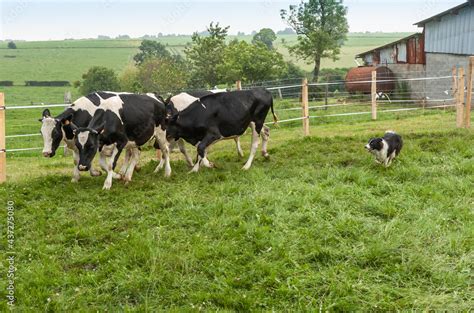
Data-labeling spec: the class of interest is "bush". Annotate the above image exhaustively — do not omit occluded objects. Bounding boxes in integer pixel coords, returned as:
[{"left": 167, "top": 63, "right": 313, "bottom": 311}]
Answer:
[
  {"left": 77, "top": 66, "right": 120, "bottom": 95},
  {"left": 137, "top": 57, "right": 189, "bottom": 94},
  {"left": 119, "top": 65, "right": 142, "bottom": 93},
  {"left": 0, "top": 81, "right": 13, "bottom": 86},
  {"left": 7, "top": 41, "right": 17, "bottom": 49},
  {"left": 24, "top": 81, "right": 70, "bottom": 87}
]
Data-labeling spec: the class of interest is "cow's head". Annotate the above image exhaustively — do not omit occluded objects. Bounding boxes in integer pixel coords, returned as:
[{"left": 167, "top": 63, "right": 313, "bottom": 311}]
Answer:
[
  {"left": 163, "top": 97, "right": 181, "bottom": 138},
  {"left": 74, "top": 124, "right": 104, "bottom": 172},
  {"left": 39, "top": 109, "right": 72, "bottom": 157}
]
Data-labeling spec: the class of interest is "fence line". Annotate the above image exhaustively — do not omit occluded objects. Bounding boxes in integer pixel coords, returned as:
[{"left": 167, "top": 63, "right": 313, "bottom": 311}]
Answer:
[{"left": 1, "top": 63, "right": 473, "bottom": 183}]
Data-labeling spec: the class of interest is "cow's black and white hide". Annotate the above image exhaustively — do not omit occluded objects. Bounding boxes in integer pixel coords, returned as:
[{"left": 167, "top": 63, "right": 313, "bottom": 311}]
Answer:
[
  {"left": 168, "top": 90, "right": 247, "bottom": 159},
  {"left": 365, "top": 131, "right": 403, "bottom": 167},
  {"left": 39, "top": 91, "right": 123, "bottom": 182},
  {"left": 73, "top": 93, "right": 173, "bottom": 190},
  {"left": 165, "top": 88, "right": 277, "bottom": 172}
]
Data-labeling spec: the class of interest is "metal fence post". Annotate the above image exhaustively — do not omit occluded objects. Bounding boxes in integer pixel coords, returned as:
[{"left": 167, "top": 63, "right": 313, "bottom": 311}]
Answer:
[{"left": 0, "top": 93, "right": 6, "bottom": 183}]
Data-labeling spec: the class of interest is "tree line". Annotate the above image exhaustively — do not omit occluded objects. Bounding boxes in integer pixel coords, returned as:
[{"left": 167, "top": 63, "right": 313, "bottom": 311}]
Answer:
[{"left": 76, "top": 0, "right": 349, "bottom": 95}]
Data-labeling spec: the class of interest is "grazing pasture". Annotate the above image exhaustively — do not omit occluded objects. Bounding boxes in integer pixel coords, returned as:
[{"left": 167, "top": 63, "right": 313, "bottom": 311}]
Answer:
[
  {"left": 0, "top": 33, "right": 410, "bottom": 86},
  {"left": 0, "top": 110, "right": 472, "bottom": 311}
]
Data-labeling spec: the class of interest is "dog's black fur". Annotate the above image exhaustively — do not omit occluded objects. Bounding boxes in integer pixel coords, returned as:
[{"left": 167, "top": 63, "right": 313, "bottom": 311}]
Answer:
[{"left": 365, "top": 131, "right": 403, "bottom": 167}]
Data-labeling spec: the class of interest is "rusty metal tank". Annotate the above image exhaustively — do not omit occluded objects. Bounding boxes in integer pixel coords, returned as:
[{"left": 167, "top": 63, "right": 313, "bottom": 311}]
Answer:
[{"left": 345, "top": 66, "right": 396, "bottom": 94}]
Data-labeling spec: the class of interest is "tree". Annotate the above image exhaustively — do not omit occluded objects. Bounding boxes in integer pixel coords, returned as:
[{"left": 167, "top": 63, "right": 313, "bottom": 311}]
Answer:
[
  {"left": 77, "top": 66, "right": 120, "bottom": 95},
  {"left": 137, "top": 57, "right": 189, "bottom": 94},
  {"left": 217, "top": 40, "right": 286, "bottom": 84},
  {"left": 281, "top": 62, "right": 306, "bottom": 79},
  {"left": 7, "top": 41, "right": 17, "bottom": 49},
  {"left": 277, "top": 27, "right": 296, "bottom": 35},
  {"left": 119, "top": 65, "right": 142, "bottom": 93},
  {"left": 252, "top": 28, "right": 277, "bottom": 49},
  {"left": 185, "top": 22, "right": 229, "bottom": 87},
  {"left": 134, "top": 40, "right": 171, "bottom": 65},
  {"left": 281, "top": 0, "right": 348, "bottom": 81}
]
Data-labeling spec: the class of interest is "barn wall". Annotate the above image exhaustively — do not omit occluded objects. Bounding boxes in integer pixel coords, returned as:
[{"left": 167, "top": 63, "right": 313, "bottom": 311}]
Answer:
[
  {"left": 425, "top": 52, "right": 470, "bottom": 101},
  {"left": 424, "top": 5, "right": 474, "bottom": 55},
  {"left": 386, "top": 64, "right": 426, "bottom": 99}
]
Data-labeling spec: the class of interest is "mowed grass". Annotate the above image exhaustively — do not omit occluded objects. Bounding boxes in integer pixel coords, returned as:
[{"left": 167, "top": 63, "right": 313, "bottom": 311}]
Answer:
[{"left": 0, "top": 112, "right": 472, "bottom": 311}]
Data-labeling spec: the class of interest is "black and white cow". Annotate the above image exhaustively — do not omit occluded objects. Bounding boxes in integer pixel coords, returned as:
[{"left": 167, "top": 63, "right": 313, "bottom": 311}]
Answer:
[
  {"left": 165, "top": 88, "right": 277, "bottom": 172},
  {"left": 179, "top": 90, "right": 245, "bottom": 158},
  {"left": 73, "top": 93, "right": 173, "bottom": 190},
  {"left": 39, "top": 91, "right": 122, "bottom": 182}
]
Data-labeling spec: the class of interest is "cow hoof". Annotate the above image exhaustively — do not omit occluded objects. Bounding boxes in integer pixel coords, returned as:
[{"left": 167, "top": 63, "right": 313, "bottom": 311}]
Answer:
[
  {"left": 242, "top": 165, "right": 251, "bottom": 171},
  {"left": 90, "top": 170, "right": 102, "bottom": 177},
  {"left": 102, "top": 184, "right": 112, "bottom": 190},
  {"left": 134, "top": 165, "right": 141, "bottom": 172},
  {"left": 262, "top": 153, "right": 270, "bottom": 159},
  {"left": 113, "top": 173, "right": 122, "bottom": 180}
]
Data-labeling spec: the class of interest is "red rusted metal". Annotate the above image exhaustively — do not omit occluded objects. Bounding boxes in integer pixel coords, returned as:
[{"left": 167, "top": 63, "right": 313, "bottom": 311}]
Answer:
[{"left": 345, "top": 66, "right": 396, "bottom": 94}]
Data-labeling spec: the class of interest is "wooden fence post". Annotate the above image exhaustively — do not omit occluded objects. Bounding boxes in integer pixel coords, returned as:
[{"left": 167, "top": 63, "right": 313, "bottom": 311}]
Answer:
[
  {"left": 302, "top": 78, "right": 310, "bottom": 136},
  {"left": 452, "top": 66, "right": 458, "bottom": 102},
  {"left": 457, "top": 67, "right": 465, "bottom": 128},
  {"left": 371, "top": 70, "right": 377, "bottom": 120},
  {"left": 465, "top": 57, "right": 474, "bottom": 128},
  {"left": 0, "top": 93, "right": 6, "bottom": 184},
  {"left": 236, "top": 80, "right": 242, "bottom": 91}
]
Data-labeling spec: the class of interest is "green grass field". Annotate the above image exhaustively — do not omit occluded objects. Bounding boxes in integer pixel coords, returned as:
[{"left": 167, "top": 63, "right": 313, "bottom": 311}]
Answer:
[
  {"left": 1, "top": 31, "right": 472, "bottom": 311},
  {"left": 0, "top": 33, "right": 410, "bottom": 88},
  {"left": 0, "top": 110, "right": 473, "bottom": 310}
]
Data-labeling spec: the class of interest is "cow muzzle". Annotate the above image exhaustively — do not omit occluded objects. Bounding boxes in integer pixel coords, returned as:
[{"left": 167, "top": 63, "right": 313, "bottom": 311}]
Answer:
[{"left": 43, "top": 151, "right": 52, "bottom": 158}]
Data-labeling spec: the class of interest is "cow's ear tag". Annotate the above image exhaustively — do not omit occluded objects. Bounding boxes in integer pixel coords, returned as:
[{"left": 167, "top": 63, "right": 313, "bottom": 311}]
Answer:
[{"left": 63, "top": 120, "right": 70, "bottom": 126}]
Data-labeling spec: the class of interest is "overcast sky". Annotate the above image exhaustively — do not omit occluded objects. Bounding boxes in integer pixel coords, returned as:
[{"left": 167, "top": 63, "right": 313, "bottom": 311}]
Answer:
[{"left": 0, "top": 0, "right": 463, "bottom": 41}]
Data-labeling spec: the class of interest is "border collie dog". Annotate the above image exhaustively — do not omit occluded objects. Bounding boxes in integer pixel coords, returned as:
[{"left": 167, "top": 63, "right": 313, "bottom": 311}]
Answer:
[{"left": 365, "top": 131, "right": 403, "bottom": 167}]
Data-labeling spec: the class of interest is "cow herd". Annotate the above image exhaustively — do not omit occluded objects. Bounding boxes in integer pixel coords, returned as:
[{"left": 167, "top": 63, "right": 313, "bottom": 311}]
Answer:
[{"left": 39, "top": 89, "right": 277, "bottom": 190}]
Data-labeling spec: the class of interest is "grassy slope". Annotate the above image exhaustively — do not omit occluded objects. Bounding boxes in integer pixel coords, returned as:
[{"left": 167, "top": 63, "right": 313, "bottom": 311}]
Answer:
[{"left": 0, "top": 112, "right": 472, "bottom": 311}]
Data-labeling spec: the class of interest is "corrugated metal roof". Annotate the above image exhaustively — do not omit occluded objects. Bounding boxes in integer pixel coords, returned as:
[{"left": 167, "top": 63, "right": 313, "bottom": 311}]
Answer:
[
  {"left": 414, "top": 1, "right": 473, "bottom": 26},
  {"left": 424, "top": 4, "right": 474, "bottom": 54},
  {"left": 356, "top": 33, "right": 421, "bottom": 58}
]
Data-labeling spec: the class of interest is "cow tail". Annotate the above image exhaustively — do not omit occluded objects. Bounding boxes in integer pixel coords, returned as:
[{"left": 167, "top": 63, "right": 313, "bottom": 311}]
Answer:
[{"left": 270, "top": 97, "right": 278, "bottom": 125}]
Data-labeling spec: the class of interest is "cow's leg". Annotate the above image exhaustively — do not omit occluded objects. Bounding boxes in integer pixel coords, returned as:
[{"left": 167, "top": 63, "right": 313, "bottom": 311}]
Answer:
[
  {"left": 89, "top": 168, "right": 102, "bottom": 177},
  {"left": 242, "top": 122, "right": 260, "bottom": 170},
  {"left": 103, "top": 145, "right": 121, "bottom": 190},
  {"left": 71, "top": 150, "right": 81, "bottom": 183},
  {"left": 124, "top": 147, "right": 140, "bottom": 182},
  {"left": 235, "top": 137, "right": 244, "bottom": 158},
  {"left": 201, "top": 149, "right": 215, "bottom": 168},
  {"left": 154, "top": 128, "right": 171, "bottom": 177},
  {"left": 100, "top": 144, "right": 122, "bottom": 181},
  {"left": 260, "top": 125, "right": 270, "bottom": 159},
  {"left": 190, "top": 134, "right": 220, "bottom": 173},
  {"left": 177, "top": 139, "right": 194, "bottom": 167},
  {"left": 119, "top": 149, "right": 131, "bottom": 177}
]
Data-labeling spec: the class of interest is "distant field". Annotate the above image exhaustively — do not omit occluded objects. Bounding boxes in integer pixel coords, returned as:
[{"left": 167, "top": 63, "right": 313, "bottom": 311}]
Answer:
[{"left": 0, "top": 33, "right": 412, "bottom": 104}]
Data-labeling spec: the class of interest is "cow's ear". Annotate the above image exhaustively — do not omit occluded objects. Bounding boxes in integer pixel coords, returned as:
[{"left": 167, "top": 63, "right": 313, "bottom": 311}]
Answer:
[
  {"left": 164, "top": 96, "right": 172, "bottom": 105},
  {"left": 93, "top": 122, "right": 105, "bottom": 135},
  {"left": 42, "top": 109, "right": 51, "bottom": 118},
  {"left": 60, "top": 114, "right": 73, "bottom": 125}
]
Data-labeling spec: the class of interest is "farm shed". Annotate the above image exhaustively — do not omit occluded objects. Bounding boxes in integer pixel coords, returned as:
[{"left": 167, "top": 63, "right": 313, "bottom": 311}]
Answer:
[
  {"left": 355, "top": 33, "right": 426, "bottom": 99},
  {"left": 415, "top": 0, "right": 474, "bottom": 100},
  {"left": 353, "top": 1, "right": 474, "bottom": 101}
]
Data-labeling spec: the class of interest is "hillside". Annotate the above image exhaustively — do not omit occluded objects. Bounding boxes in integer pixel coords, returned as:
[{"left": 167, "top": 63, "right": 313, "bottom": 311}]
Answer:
[{"left": 0, "top": 33, "right": 411, "bottom": 82}]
